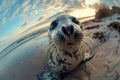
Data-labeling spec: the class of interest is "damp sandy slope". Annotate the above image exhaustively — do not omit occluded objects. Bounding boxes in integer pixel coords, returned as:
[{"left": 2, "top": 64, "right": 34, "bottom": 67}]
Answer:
[
  {"left": 0, "top": 14, "right": 120, "bottom": 80},
  {"left": 63, "top": 14, "right": 120, "bottom": 80}
]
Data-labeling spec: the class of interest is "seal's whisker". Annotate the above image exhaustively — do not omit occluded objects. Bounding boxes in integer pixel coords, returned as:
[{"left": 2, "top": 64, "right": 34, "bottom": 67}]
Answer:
[
  {"left": 83, "top": 36, "right": 94, "bottom": 47},
  {"left": 83, "top": 39, "right": 92, "bottom": 48},
  {"left": 83, "top": 36, "right": 94, "bottom": 43},
  {"left": 46, "top": 15, "right": 94, "bottom": 80},
  {"left": 80, "top": 42, "right": 87, "bottom": 52},
  {"left": 82, "top": 40, "right": 92, "bottom": 52},
  {"left": 83, "top": 42, "right": 90, "bottom": 51}
]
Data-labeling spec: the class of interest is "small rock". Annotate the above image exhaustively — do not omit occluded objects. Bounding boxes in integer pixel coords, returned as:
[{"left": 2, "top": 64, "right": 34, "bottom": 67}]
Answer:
[
  {"left": 85, "top": 25, "right": 100, "bottom": 30},
  {"left": 91, "top": 19, "right": 102, "bottom": 22},
  {"left": 117, "top": 17, "right": 120, "bottom": 20},
  {"left": 93, "top": 32, "right": 106, "bottom": 42},
  {"left": 37, "top": 70, "right": 60, "bottom": 80},
  {"left": 107, "top": 22, "right": 120, "bottom": 33}
]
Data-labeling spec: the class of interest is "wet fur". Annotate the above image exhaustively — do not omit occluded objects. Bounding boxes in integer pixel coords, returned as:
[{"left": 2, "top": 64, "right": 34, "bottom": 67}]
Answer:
[{"left": 48, "top": 15, "right": 93, "bottom": 76}]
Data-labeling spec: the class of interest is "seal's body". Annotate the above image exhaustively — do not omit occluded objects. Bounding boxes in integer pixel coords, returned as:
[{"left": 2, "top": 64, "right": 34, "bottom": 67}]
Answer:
[
  {"left": 48, "top": 15, "right": 93, "bottom": 74},
  {"left": 48, "top": 42, "right": 85, "bottom": 73}
]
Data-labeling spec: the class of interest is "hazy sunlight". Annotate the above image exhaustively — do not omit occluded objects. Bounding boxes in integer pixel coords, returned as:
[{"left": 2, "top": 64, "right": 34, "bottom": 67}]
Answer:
[
  {"left": 85, "top": 0, "right": 98, "bottom": 5},
  {"left": 70, "top": 7, "right": 95, "bottom": 18}
]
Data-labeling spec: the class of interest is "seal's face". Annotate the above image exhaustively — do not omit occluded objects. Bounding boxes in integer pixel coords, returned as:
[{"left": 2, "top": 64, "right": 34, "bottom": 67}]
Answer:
[{"left": 48, "top": 15, "right": 83, "bottom": 46}]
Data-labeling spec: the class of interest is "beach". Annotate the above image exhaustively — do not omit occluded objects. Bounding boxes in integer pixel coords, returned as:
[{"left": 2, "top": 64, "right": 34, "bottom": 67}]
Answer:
[{"left": 0, "top": 13, "right": 120, "bottom": 80}]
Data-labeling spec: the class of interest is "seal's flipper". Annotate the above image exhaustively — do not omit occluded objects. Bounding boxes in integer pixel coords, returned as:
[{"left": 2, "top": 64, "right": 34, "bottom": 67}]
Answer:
[
  {"left": 82, "top": 52, "right": 95, "bottom": 63},
  {"left": 37, "top": 70, "right": 60, "bottom": 80}
]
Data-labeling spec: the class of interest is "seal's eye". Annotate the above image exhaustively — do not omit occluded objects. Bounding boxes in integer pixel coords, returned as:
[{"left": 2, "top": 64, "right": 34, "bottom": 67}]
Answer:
[
  {"left": 71, "top": 17, "right": 79, "bottom": 24},
  {"left": 50, "top": 20, "right": 58, "bottom": 30}
]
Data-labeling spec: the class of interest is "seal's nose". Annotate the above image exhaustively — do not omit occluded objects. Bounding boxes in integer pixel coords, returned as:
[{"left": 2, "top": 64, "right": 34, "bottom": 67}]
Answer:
[{"left": 61, "top": 25, "right": 74, "bottom": 36}]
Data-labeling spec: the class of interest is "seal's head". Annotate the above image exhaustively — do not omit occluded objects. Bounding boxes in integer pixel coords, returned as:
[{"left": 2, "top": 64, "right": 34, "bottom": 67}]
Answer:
[
  {"left": 47, "top": 15, "right": 94, "bottom": 76},
  {"left": 38, "top": 15, "right": 94, "bottom": 80},
  {"left": 48, "top": 15, "right": 83, "bottom": 46}
]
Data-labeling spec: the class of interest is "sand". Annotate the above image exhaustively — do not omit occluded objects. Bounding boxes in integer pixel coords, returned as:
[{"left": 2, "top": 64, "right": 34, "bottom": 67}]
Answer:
[{"left": 0, "top": 14, "right": 120, "bottom": 80}]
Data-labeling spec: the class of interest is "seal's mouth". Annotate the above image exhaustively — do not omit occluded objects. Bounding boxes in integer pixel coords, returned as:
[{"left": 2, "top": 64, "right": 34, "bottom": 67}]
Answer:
[
  {"left": 48, "top": 15, "right": 84, "bottom": 45},
  {"left": 67, "top": 42, "right": 75, "bottom": 45},
  {"left": 54, "top": 30, "right": 83, "bottom": 45}
]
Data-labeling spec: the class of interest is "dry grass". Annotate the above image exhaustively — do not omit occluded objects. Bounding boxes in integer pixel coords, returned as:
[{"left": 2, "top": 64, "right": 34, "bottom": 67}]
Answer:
[
  {"left": 94, "top": 2, "right": 120, "bottom": 19},
  {"left": 112, "top": 6, "right": 120, "bottom": 14},
  {"left": 94, "top": 3, "right": 112, "bottom": 19}
]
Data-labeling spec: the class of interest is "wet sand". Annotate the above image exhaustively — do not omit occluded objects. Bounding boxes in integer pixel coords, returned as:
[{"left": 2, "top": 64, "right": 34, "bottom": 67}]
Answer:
[
  {"left": 0, "top": 32, "right": 49, "bottom": 80},
  {"left": 0, "top": 14, "right": 120, "bottom": 80}
]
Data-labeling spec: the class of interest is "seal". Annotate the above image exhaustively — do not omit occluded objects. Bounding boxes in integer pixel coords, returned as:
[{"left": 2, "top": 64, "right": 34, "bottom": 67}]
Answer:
[
  {"left": 37, "top": 15, "right": 94, "bottom": 80},
  {"left": 48, "top": 15, "right": 94, "bottom": 75}
]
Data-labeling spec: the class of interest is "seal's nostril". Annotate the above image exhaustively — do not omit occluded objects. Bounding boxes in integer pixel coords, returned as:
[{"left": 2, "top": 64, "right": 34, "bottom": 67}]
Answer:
[
  {"left": 61, "top": 25, "right": 74, "bottom": 36},
  {"left": 61, "top": 26, "right": 68, "bottom": 35},
  {"left": 67, "top": 25, "right": 74, "bottom": 34}
]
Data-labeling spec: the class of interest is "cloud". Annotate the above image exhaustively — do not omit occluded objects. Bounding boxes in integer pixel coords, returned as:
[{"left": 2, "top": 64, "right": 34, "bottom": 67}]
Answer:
[
  {"left": 21, "top": 0, "right": 30, "bottom": 7},
  {"left": 32, "top": 5, "right": 37, "bottom": 10},
  {"left": 30, "top": 10, "right": 39, "bottom": 16},
  {"left": 0, "top": 0, "right": 19, "bottom": 22},
  {"left": 1, "top": 17, "right": 7, "bottom": 24},
  {"left": 22, "top": 22, "right": 30, "bottom": 27},
  {"left": 85, "top": 0, "right": 98, "bottom": 5},
  {"left": 11, "top": 7, "right": 20, "bottom": 18},
  {"left": 20, "top": 9, "right": 39, "bottom": 19},
  {"left": 0, "top": 0, "right": 94, "bottom": 25},
  {"left": 0, "top": 0, "right": 17, "bottom": 11},
  {"left": 2, "top": 8, "right": 10, "bottom": 17},
  {"left": 38, "top": 16, "right": 45, "bottom": 21},
  {"left": 32, "top": 0, "right": 40, "bottom": 9},
  {"left": 1, "top": 0, "right": 33, "bottom": 22},
  {"left": 113, "top": 0, "right": 120, "bottom": 7},
  {"left": 23, "top": 5, "right": 31, "bottom": 11},
  {"left": 0, "top": 0, "right": 47, "bottom": 23}
]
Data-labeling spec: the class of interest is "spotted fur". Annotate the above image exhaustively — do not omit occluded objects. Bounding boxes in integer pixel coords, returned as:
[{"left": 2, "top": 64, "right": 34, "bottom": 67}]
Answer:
[{"left": 48, "top": 15, "right": 94, "bottom": 76}]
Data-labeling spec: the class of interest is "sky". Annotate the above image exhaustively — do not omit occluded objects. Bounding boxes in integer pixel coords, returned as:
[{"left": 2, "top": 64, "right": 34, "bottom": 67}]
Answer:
[
  {"left": 0, "top": 0, "right": 120, "bottom": 41},
  {"left": 0, "top": 0, "right": 46, "bottom": 40},
  {"left": 0, "top": 0, "right": 76, "bottom": 40}
]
